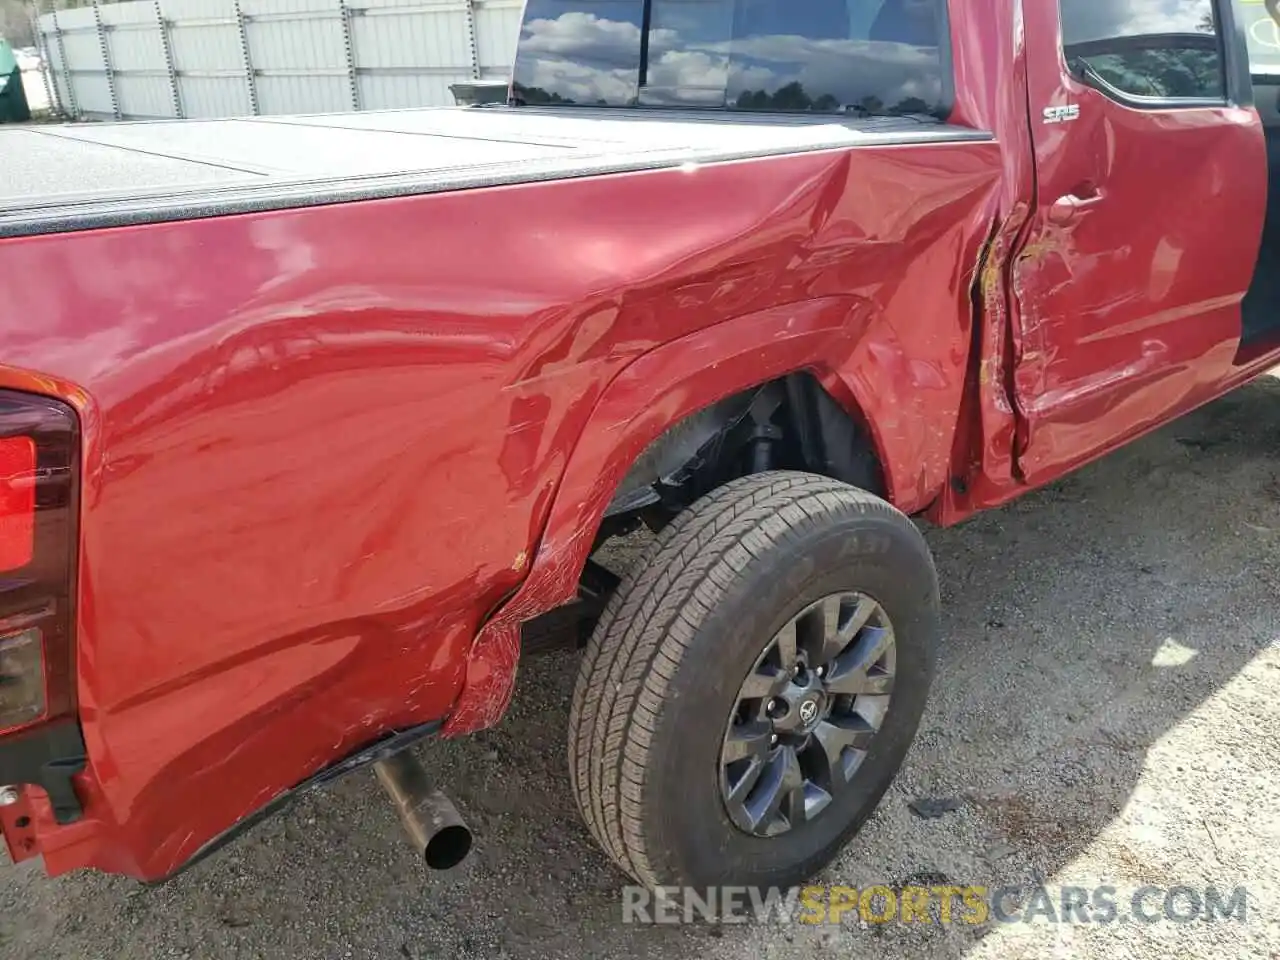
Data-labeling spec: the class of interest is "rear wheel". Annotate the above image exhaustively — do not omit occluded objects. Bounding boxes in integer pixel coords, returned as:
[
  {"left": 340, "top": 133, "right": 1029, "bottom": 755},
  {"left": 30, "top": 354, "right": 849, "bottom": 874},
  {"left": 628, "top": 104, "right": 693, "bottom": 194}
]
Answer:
[{"left": 568, "top": 471, "right": 940, "bottom": 889}]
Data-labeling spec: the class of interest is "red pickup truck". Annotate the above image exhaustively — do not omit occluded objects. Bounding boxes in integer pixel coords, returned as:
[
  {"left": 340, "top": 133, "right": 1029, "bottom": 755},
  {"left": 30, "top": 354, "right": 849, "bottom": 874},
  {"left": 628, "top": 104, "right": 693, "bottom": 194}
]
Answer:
[{"left": 1, "top": 0, "right": 1277, "bottom": 892}]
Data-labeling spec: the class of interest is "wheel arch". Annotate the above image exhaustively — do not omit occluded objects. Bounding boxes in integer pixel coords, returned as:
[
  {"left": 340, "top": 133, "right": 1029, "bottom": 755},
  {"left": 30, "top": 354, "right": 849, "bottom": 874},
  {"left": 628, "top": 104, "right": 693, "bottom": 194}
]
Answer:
[
  {"left": 598, "top": 369, "right": 886, "bottom": 533},
  {"left": 443, "top": 296, "right": 894, "bottom": 736}
]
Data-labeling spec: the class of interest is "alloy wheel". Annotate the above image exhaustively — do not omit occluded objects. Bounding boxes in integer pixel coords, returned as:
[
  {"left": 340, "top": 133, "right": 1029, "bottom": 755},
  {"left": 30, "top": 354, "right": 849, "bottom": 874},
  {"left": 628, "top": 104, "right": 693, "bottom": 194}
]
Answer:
[{"left": 718, "top": 592, "right": 897, "bottom": 837}]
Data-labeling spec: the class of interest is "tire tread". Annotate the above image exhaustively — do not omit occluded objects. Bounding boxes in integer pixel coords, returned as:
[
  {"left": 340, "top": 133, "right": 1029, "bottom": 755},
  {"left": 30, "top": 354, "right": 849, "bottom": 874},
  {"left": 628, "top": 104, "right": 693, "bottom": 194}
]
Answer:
[{"left": 568, "top": 471, "right": 920, "bottom": 886}]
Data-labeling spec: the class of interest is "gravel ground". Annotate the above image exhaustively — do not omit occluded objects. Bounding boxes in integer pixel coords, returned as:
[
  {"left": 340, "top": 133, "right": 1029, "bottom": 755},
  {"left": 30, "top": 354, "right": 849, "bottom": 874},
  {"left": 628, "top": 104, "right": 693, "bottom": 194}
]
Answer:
[{"left": 3, "top": 371, "right": 1279, "bottom": 960}]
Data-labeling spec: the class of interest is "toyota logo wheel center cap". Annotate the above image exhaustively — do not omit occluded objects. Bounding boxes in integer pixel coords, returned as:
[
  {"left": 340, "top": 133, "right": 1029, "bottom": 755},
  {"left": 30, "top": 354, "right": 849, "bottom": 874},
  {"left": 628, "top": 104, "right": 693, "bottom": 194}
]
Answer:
[{"left": 798, "top": 697, "right": 821, "bottom": 726}]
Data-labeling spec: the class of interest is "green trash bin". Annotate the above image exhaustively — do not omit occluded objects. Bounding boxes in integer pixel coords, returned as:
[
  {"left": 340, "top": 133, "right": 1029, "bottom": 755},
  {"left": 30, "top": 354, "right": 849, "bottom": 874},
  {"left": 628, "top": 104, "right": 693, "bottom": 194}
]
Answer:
[{"left": 0, "top": 40, "right": 33, "bottom": 124}]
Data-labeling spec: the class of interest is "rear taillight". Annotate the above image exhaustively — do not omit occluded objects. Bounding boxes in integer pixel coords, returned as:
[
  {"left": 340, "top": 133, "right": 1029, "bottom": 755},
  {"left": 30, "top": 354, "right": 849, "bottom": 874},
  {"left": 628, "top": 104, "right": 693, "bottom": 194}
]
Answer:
[
  {"left": 0, "top": 392, "right": 77, "bottom": 734},
  {"left": 0, "top": 437, "right": 35, "bottom": 571}
]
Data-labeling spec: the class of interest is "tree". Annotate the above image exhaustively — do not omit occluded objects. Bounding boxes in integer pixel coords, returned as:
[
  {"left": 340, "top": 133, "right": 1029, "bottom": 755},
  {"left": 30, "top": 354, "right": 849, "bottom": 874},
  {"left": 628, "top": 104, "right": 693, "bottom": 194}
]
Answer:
[
  {"left": 511, "top": 84, "right": 577, "bottom": 105},
  {"left": 6, "top": 0, "right": 94, "bottom": 48},
  {"left": 1, "top": 0, "right": 36, "bottom": 47},
  {"left": 1083, "top": 48, "right": 1221, "bottom": 98}
]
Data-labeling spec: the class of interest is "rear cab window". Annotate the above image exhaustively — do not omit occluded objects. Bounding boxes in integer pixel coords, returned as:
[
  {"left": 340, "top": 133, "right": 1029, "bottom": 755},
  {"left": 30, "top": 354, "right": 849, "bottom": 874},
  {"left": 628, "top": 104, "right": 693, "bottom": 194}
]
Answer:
[{"left": 511, "top": 0, "right": 952, "bottom": 118}]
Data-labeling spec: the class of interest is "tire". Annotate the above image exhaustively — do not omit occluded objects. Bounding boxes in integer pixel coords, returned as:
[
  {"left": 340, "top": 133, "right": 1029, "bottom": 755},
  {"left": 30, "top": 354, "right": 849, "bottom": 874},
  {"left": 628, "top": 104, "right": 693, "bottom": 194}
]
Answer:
[{"left": 568, "top": 471, "right": 940, "bottom": 890}]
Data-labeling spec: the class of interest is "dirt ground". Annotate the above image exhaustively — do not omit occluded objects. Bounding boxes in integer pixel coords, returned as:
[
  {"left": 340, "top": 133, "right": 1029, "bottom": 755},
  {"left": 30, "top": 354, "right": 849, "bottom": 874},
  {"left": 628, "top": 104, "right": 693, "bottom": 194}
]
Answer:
[{"left": 3, "top": 371, "right": 1279, "bottom": 960}]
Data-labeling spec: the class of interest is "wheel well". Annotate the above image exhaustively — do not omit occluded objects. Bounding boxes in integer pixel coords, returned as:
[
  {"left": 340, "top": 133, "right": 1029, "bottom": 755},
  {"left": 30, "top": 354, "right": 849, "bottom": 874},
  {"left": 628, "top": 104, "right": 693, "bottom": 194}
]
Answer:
[
  {"left": 597, "top": 372, "right": 884, "bottom": 544},
  {"left": 518, "top": 372, "right": 885, "bottom": 656}
]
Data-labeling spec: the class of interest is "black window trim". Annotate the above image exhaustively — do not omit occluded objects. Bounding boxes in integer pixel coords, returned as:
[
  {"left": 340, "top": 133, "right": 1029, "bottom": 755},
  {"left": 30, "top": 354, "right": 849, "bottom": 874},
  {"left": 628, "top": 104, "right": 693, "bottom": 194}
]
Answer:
[
  {"left": 1224, "top": 0, "right": 1261, "bottom": 107},
  {"left": 1058, "top": 0, "right": 1254, "bottom": 111},
  {"left": 934, "top": 0, "right": 957, "bottom": 121}
]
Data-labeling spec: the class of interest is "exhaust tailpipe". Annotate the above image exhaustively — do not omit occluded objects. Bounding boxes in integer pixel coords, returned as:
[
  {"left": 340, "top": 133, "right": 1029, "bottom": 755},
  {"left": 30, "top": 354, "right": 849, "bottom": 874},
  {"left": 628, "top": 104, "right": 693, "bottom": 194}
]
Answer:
[{"left": 373, "top": 750, "right": 473, "bottom": 870}]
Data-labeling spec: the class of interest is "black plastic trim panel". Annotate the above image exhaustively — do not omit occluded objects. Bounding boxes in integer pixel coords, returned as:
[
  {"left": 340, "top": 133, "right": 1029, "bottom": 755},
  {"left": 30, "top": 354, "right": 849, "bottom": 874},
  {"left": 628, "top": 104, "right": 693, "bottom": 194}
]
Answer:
[
  {"left": 934, "top": 0, "right": 958, "bottom": 121},
  {"left": 0, "top": 719, "right": 86, "bottom": 824}
]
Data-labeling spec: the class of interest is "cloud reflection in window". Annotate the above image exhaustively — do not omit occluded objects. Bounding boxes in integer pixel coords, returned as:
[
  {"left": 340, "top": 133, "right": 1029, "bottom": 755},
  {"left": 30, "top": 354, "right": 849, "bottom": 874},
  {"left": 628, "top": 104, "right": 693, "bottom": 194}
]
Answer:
[{"left": 511, "top": 0, "right": 948, "bottom": 116}]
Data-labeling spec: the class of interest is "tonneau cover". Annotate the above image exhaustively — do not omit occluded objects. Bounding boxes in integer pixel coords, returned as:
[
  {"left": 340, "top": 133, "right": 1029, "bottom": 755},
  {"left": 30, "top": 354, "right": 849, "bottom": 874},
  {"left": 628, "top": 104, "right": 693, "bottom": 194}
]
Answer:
[{"left": 0, "top": 107, "right": 988, "bottom": 237}]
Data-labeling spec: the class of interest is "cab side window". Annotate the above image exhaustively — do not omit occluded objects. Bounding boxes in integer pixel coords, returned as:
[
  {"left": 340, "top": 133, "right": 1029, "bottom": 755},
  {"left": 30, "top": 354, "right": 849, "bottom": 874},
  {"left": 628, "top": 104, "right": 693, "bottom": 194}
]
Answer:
[{"left": 1059, "top": 0, "right": 1225, "bottom": 102}]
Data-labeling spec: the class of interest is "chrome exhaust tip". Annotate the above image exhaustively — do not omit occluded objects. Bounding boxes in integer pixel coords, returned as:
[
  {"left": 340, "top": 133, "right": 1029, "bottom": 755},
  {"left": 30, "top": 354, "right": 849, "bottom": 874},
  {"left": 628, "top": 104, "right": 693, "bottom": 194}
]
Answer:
[{"left": 373, "top": 750, "right": 473, "bottom": 870}]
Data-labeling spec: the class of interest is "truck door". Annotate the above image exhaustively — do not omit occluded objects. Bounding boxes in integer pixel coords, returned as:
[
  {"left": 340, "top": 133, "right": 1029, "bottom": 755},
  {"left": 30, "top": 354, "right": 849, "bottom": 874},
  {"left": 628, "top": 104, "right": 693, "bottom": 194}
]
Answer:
[{"left": 1012, "top": 0, "right": 1268, "bottom": 483}]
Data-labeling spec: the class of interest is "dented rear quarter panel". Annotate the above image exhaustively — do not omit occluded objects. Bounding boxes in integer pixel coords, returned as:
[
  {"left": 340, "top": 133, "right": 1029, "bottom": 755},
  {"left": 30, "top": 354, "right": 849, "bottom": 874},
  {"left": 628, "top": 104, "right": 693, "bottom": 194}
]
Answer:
[{"left": 0, "top": 135, "right": 1005, "bottom": 879}]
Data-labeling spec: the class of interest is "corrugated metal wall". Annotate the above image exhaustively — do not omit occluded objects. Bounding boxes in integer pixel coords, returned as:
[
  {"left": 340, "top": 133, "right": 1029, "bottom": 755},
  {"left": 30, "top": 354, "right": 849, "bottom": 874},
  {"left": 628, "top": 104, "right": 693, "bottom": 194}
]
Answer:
[{"left": 32, "top": 0, "right": 523, "bottom": 120}]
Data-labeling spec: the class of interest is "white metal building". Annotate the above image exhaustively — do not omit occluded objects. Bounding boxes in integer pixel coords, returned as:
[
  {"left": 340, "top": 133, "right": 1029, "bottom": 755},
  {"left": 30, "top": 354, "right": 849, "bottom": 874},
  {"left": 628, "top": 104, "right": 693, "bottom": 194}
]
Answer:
[{"left": 31, "top": 0, "right": 523, "bottom": 120}]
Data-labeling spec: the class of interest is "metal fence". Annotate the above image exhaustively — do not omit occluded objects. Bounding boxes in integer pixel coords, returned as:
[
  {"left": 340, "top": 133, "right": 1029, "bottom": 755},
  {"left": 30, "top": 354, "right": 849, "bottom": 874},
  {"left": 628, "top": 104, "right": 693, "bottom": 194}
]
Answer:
[{"left": 30, "top": 0, "right": 523, "bottom": 120}]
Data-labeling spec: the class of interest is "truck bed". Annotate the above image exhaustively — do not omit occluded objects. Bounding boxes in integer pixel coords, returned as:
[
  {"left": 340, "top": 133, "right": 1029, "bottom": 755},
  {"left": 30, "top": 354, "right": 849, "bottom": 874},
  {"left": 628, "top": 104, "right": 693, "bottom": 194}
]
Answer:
[
  {"left": 0, "top": 95, "right": 1008, "bottom": 881},
  {"left": 0, "top": 107, "right": 986, "bottom": 238}
]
